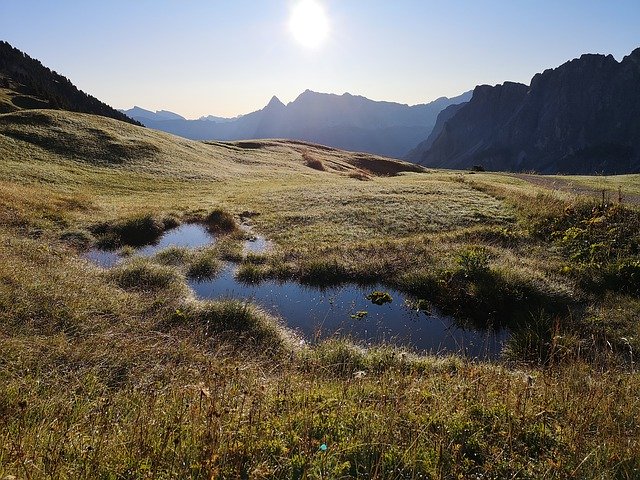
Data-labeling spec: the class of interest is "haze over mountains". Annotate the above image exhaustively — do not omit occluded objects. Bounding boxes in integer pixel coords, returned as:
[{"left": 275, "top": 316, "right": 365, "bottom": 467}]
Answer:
[
  {"left": 122, "top": 90, "right": 472, "bottom": 158},
  {"left": 412, "top": 48, "right": 640, "bottom": 174}
]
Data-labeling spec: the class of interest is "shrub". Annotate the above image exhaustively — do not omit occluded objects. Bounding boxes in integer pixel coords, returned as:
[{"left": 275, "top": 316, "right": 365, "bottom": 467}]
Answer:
[
  {"left": 303, "top": 150, "right": 327, "bottom": 171},
  {"left": 456, "top": 246, "right": 490, "bottom": 279}
]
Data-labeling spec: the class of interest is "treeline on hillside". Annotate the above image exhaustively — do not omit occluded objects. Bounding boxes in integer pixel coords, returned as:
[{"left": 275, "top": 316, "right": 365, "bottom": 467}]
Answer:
[{"left": 0, "top": 40, "right": 141, "bottom": 126}]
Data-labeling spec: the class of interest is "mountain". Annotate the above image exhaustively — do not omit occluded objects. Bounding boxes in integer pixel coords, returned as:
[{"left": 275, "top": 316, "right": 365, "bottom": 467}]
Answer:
[
  {"left": 405, "top": 102, "right": 467, "bottom": 162},
  {"left": 120, "top": 106, "right": 185, "bottom": 122},
  {"left": 0, "top": 41, "right": 140, "bottom": 125},
  {"left": 416, "top": 48, "right": 640, "bottom": 174},
  {"left": 198, "top": 114, "right": 241, "bottom": 123},
  {"left": 130, "top": 90, "right": 472, "bottom": 158}
]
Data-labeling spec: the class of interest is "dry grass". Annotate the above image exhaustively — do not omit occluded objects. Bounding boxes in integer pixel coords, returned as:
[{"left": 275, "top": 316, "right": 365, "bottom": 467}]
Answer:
[{"left": 1, "top": 109, "right": 640, "bottom": 478}]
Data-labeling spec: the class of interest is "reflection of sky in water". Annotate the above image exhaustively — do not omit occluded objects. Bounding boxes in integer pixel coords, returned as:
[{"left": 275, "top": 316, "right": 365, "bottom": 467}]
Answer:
[
  {"left": 85, "top": 224, "right": 507, "bottom": 358},
  {"left": 192, "top": 264, "right": 507, "bottom": 358},
  {"left": 85, "top": 223, "right": 215, "bottom": 268}
]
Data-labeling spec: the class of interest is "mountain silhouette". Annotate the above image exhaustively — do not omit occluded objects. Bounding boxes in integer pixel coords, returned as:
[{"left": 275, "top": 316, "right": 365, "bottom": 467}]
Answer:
[{"left": 126, "top": 90, "right": 472, "bottom": 158}]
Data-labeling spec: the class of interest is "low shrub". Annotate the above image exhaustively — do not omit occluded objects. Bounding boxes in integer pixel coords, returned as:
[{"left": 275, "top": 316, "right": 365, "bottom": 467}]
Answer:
[
  {"left": 303, "top": 150, "right": 327, "bottom": 171},
  {"left": 455, "top": 246, "right": 490, "bottom": 279}
]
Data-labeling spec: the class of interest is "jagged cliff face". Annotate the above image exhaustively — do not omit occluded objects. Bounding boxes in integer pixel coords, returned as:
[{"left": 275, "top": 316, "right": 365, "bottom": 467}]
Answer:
[{"left": 419, "top": 49, "right": 640, "bottom": 174}]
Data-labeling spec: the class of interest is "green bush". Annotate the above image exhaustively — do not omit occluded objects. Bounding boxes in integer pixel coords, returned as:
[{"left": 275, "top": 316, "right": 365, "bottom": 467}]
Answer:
[{"left": 456, "top": 246, "right": 490, "bottom": 279}]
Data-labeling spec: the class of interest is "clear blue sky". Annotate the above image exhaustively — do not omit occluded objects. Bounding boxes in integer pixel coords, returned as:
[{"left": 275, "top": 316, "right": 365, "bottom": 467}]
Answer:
[{"left": 1, "top": 0, "right": 639, "bottom": 118}]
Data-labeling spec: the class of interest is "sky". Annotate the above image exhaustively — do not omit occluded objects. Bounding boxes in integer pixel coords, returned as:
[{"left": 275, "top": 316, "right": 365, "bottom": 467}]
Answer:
[{"left": 1, "top": 0, "right": 639, "bottom": 119}]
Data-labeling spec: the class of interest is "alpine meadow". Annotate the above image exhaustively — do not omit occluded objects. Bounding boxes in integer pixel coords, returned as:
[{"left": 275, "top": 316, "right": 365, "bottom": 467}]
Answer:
[{"left": 1, "top": 2, "right": 640, "bottom": 479}]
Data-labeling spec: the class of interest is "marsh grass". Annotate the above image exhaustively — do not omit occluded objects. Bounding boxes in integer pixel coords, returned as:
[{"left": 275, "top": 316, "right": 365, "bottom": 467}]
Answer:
[
  {"left": 108, "top": 258, "right": 187, "bottom": 295},
  {"left": 164, "top": 300, "right": 292, "bottom": 352},
  {"left": 186, "top": 248, "right": 222, "bottom": 279},
  {"left": 236, "top": 261, "right": 269, "bottom": 283},
  {"left": 203, "top": 208, "right": 239, "bottom": 234},
  {"left": 91, "top": 213, "right": 171, "bottom": 248}
]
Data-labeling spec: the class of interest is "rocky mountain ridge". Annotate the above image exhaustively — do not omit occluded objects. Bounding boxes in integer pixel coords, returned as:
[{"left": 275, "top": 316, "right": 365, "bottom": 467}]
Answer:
[{"left": 416, "top": 49, "right": 640, "bottom": 174}]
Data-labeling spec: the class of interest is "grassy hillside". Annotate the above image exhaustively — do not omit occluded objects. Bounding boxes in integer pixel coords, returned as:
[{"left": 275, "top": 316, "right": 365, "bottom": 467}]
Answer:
[{"left": 1, "top": 109, "right": 640, "bottom": 478}]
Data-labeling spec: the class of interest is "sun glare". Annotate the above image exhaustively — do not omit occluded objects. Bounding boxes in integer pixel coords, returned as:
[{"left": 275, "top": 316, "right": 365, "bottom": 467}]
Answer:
[{"left": 289, "top": 0, "right": 329, "bottom": 49}]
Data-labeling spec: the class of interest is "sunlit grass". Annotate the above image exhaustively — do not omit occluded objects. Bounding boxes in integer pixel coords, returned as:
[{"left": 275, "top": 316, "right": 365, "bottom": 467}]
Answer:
[{"left": 1, "top": 109, "right": 640, "bottom": 478}]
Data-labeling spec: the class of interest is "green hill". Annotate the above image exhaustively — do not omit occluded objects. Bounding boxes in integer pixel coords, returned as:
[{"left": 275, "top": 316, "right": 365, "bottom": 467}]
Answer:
[{"left": 1, "top": 108, "right": 639, "bottom": 478}]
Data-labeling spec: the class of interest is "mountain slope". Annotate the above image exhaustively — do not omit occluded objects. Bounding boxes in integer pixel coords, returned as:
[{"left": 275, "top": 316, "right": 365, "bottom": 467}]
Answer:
[
  {"left": 0, "top": 41, "right": 140, "bottom": 125},
  {"left": 405, "top": 102, "right": 468, "bottom": 162},
  {"left": 416, "top": 49, "right": 640, "bottom": 174},
  {"left": 130, "top": 90, "right": 472, "bottom": 158}
]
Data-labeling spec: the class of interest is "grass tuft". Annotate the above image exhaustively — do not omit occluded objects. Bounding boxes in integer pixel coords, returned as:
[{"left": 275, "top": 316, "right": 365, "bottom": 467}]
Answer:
[
  {"left": 108, "top": 259, "right": 186, "bottom": 294},
  {"left": 204, "top": 208, "right": 238, "bottom": 233},
  {"left": 165, "top": 300, "right": 290, "bottom": 352},
  {"left": 186, "top": 248, "right": 222, "bottom": 279}
]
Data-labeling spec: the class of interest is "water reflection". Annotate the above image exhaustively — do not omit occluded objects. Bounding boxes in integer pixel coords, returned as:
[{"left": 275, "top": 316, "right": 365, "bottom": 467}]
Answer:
[
  {"left": 85, "top": 223, "right": 507, "bottom": 358},
  {"left": 85, "top": 223, "right": 215, "bottom": 267},
  {"left": 192, "top": 264, "right": 507, "bottom": 358}
]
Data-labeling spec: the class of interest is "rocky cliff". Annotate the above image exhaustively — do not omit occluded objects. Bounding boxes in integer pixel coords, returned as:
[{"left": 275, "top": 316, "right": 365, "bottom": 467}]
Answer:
[{"left": 418, "top": 49, "right": 640, "bottom": 174}]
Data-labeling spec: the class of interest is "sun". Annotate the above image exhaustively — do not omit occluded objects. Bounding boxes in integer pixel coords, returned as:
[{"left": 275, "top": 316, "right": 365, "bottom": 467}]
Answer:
[{"left": 289, "top": 0, "right": 329, "bottom": 49}]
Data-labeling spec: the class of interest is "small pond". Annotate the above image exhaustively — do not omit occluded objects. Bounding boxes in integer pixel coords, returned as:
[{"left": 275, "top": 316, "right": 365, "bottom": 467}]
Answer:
[
  {"left": 85, "top": 223, "right": 216, "bottom": 268},
  {"left": 86, "top": 223, "right": 508, "bottom": 358}
]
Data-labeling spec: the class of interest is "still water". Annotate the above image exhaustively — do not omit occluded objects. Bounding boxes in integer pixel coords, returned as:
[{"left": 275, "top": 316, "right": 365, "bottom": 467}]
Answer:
[{"left": 86, "top": 223, "right": 507, "bottom": 358}]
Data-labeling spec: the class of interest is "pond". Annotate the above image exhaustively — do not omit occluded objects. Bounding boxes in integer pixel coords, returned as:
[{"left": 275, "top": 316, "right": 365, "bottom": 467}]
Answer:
[{"left": 86, "top": 223, "right": 508, "bottom": 358}]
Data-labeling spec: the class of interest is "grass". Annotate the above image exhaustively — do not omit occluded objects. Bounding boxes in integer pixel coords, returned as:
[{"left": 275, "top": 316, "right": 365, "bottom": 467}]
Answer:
[{"left": 1, "top": 108, "right": 640, "bottom": 477}]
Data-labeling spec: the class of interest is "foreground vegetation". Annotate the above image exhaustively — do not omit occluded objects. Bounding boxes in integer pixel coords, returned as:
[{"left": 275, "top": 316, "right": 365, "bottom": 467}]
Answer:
[{"left": 1, "top": 109, "right": 639, "bottom": 478}]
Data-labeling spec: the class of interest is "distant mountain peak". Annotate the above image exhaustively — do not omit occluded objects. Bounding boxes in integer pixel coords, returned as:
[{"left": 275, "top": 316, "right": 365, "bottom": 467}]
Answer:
[
  {"left": 129, "top": 88, "right": 473, "bottom": 159},
  {"left": 623, "top": 47, "right": 640, "bottom": 63},
  {"left": 265, "top": 95, "right": 285, "bottom": 109},
  {"left": 120, "top": 106, "right": 185, "bottom": 121}
]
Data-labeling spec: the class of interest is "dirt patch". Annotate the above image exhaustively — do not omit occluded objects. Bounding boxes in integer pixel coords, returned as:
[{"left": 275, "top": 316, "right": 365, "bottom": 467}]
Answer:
[{"left": 512, "top": 174, "right": 640, "bottom": 206}]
